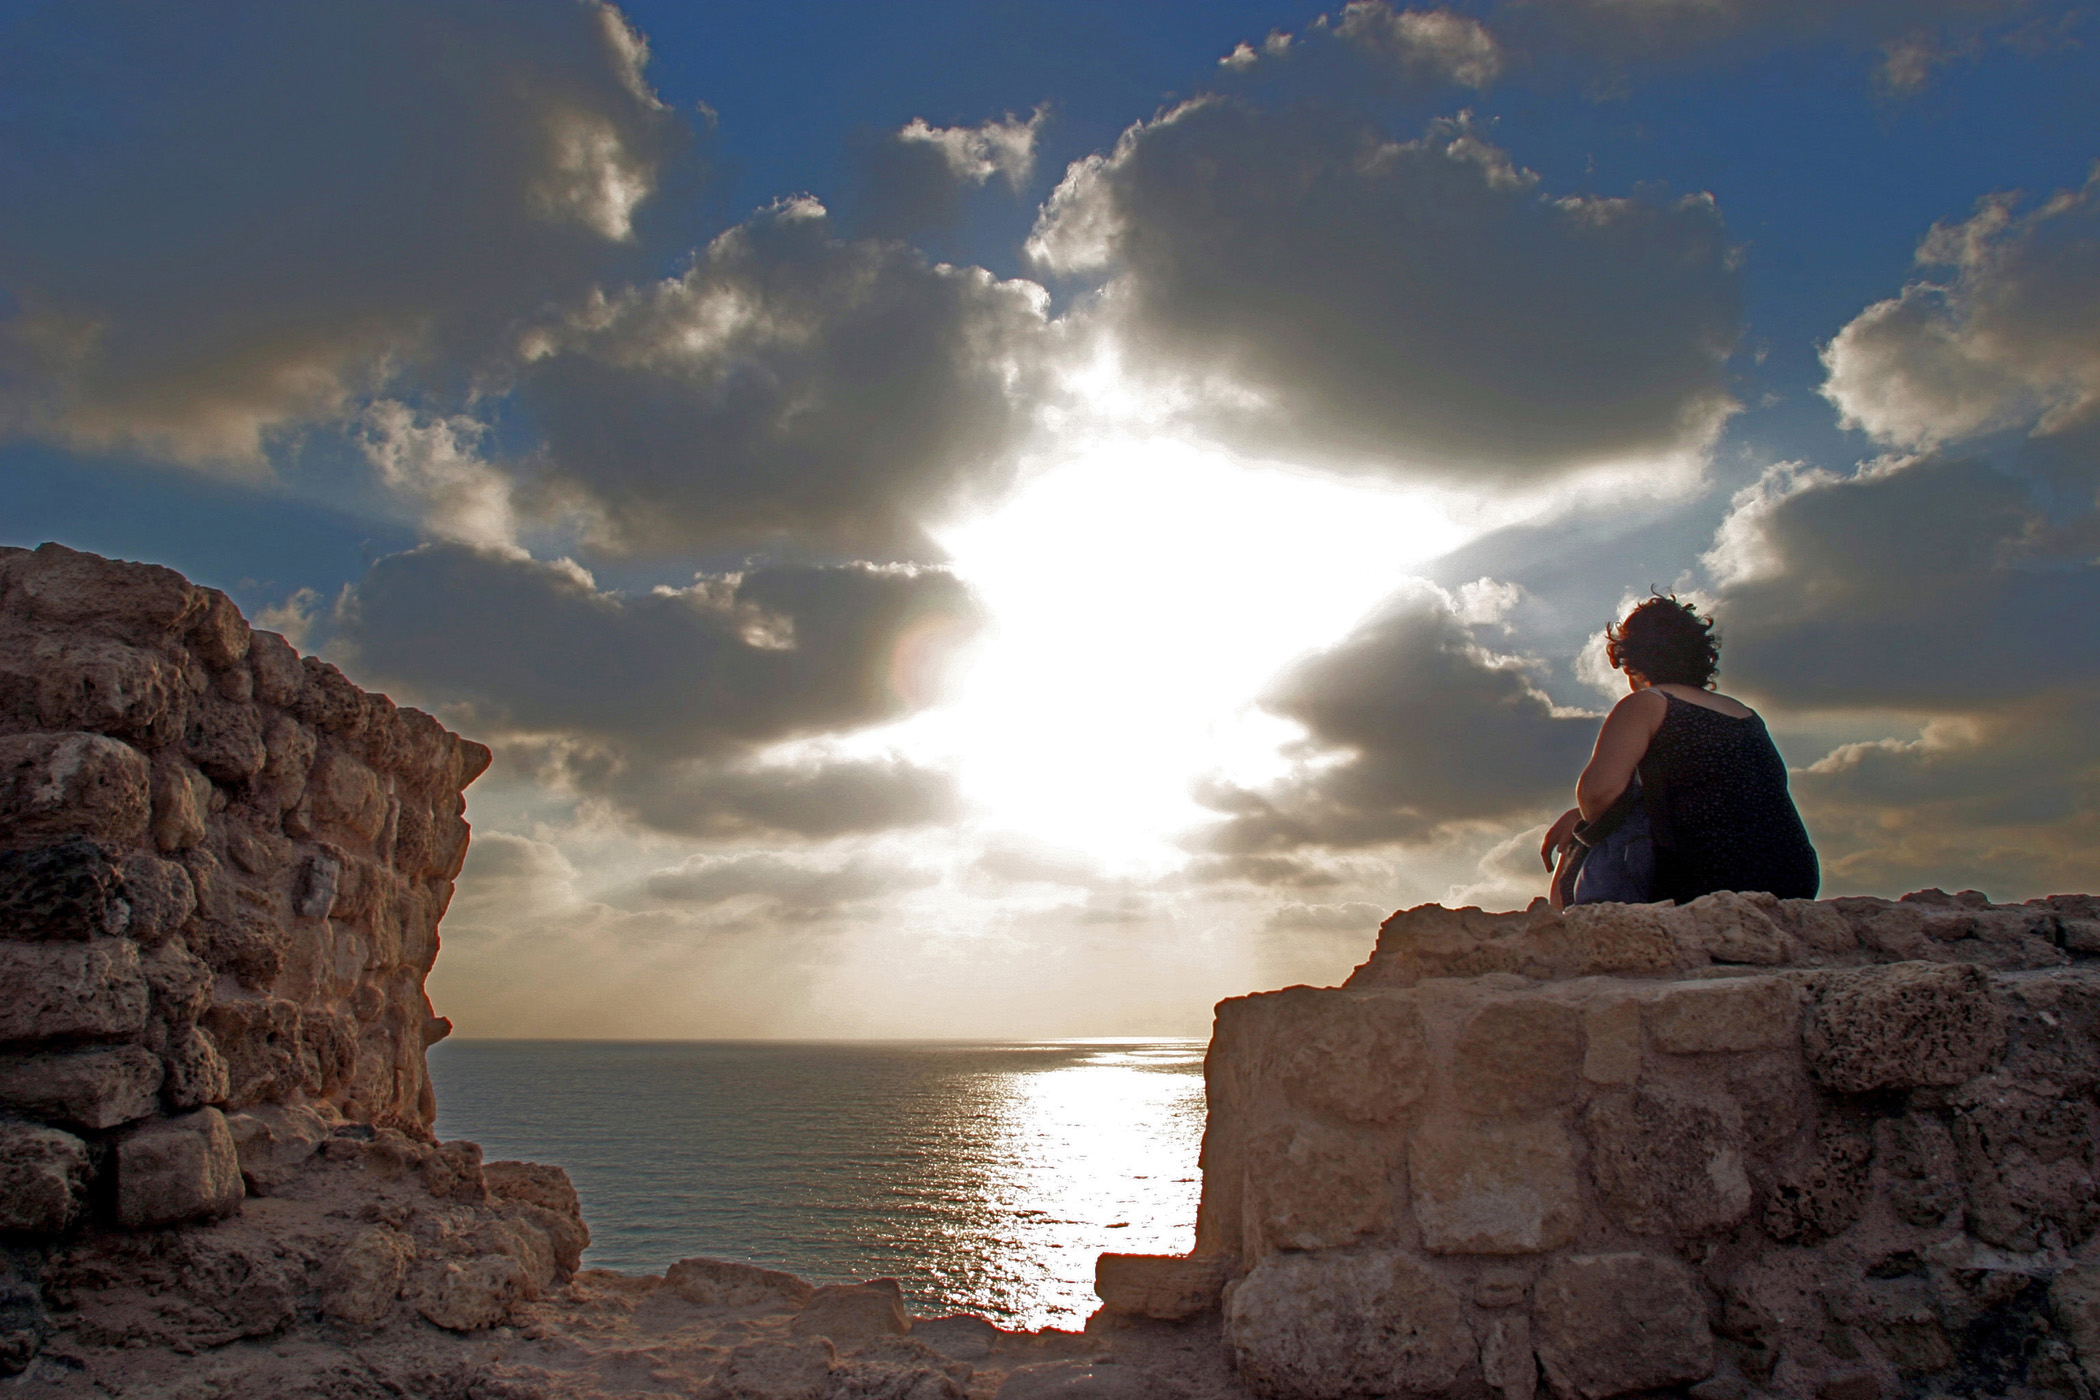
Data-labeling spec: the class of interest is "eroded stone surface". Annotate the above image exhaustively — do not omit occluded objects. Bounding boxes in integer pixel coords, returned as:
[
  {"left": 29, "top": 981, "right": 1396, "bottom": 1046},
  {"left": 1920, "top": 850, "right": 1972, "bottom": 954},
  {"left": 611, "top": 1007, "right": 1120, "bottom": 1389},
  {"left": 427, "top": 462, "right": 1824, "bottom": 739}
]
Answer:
[
  {"left": 1409, "top": 1116, "right": 1582, "bottom": 1255},
  {"left": 1225, "top": 1249, "right": 1473, "bottom": 1400},
  {"left": 1533, "top": 1253, "right": 1713, "bottom": 1399}
]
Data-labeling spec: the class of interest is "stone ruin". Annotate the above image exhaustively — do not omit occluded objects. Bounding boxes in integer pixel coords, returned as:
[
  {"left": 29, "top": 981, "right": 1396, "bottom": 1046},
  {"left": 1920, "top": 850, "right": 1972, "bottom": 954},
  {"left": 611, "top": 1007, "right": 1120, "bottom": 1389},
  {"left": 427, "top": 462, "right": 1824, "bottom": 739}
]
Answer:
[{"left": 1092, "top": 889, "right": 2100, "bottom": 1398}]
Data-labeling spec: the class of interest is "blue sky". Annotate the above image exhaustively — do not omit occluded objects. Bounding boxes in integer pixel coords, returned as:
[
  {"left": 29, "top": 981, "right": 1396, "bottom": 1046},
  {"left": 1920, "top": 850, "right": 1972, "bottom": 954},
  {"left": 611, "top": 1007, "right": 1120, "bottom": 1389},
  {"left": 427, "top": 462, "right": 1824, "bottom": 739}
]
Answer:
[{"left": 5, "top": 1, "right": 2097, "bottom": 1035}]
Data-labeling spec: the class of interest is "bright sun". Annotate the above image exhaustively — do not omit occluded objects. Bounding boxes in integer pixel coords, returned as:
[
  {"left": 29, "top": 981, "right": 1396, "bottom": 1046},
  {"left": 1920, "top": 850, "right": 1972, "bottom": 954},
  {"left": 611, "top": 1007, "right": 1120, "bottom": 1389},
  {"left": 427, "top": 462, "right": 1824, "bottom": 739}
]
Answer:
[{"left": 862, "top": 437, "right": 1474, "bottom": 867}]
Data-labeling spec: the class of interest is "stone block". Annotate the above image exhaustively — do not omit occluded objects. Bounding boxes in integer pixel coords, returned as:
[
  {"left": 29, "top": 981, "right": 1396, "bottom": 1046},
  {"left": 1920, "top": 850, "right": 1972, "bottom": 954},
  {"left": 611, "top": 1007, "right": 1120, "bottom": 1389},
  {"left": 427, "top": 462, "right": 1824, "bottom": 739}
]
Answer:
[
  {"left": 121, "top": 853, "right": 196, "bottom": 945},
  {"left": 1482, "top": 1313, "right": 1536, "bottom": 1400},
  {"left": 0, "top": 731, "right": 151, "bottom": 845},
  {"left": 181, "top": 691, "right": 266, "bottom": 783},
  {"left": 0, "top": 939, "right": 150, "bottom": 1041},
  {"left": 225, "top": 1102, "right": 331, "bottom": 1192},
  {"left": 1805, "top": 962, "right": 2006, "bottom": 1092},
  {"left": 791, "top": 1279, "right": 910, "bottom": 1340},
  {"left": 2051, "top": 1263, "right": 2100, "bottom": 1386},
  {"left": 1582, "top": 997, "right": 1642, "bottom": 1084},
  {"left": 709, "top": 1338, "right": 837, "bottom": 1400},
  {"left": 1453, "top": 998, "right": 1583, "bottom": 1116},
  {"left": 415, "top": 1255, "right": 526, "bottom": 1331},
  {"left": 141, "top": 939, "right": 213, "bottom": 1023},
  {"left": 7, "top": 636, "right": 189, "bottom": 744},
  {"left": 1409, "top": 1116, "right": 1582, "bottom": 1255},
  {"left": 185, "top": 588, "right": 251, "bottom": 668},
  {"left": 1224, "top": 1249, "right": 1473, "bottom": 1400},
  {"left": 1564, "top": 902, "right": 1688, "bottom": 976},
  {"left": 0, "top": 1121, "right": 90, "bottom": 1234},
  {"left": 1583, "top": 1084, "right": 1751, "bottom": 1235},
  {"left": 483, "top": 1160, "right": 584, "bottom": 1220},
  {"left": 1263, "top": 988, "right": 1430, "bottom": 1124},
  {"left": 1763, "top": 1132, "right": 1872, "bottom": 1245},
  {"left": 0, "top": 1044, "right": 162, "bottom": 1130},
  {"left": 7, "top": 542, "right": 201, "bottom": 641},
  {"left": 148, "top": 751, "right": 208, "bottom": 852},
  {"left": 1533, "top": 1253, "right": 1714, "bottom": 1399},
  {"left": 994, "top": 1360, "right": 1147, "bottom": 1399},
  {"left": 160, "top": 1024, "right": 230, "bottom": 1110},
  {"left": 1952, "top": 1080, "right": 2100, "bottom": 1251},
  {"left": 663, "top": 1255, "right": 815, "bottom": 1311},
  {"left": 320, "top": 1227, "right": 411, "bottom": 1325},
  {"left": 0, "top": 839, "right": 129, "bottom": 940},
  {"left": 115, "top": 1107, "right": 243, "bottom": 1229},
  {"left": 498, "top": 1199, "right": 588, "bottom": 1275},
  {"left": 1094, "top": 1253, "right": 1230, "bottom": 1320},
  {"left": 1670, "top": 891, "right": 1792, "bottom": 965},
  {"left": 247, "top": 630, "right": 304, "bottom": 707},
  {"left": 1245, "top": 1119, "right": 1393, "bottom": 1252},
  {"left": 1646, "top": 977, "right": 1799, "bottom": 1055}
]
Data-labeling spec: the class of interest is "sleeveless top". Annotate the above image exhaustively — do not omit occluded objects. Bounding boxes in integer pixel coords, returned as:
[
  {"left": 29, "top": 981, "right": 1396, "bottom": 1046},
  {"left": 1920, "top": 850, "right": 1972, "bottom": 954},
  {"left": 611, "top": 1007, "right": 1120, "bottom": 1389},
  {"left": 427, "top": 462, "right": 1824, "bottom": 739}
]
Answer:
[{"left": 1638, "top": 693, "right": 1819, "bottom": 904}]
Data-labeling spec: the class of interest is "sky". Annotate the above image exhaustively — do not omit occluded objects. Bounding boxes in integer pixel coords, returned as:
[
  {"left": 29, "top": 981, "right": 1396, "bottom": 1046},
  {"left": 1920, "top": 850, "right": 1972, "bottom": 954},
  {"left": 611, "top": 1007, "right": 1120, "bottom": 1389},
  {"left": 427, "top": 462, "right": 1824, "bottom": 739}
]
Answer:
[{"left": 4, "top": 0, "right": 2099, "bottom": 1038}]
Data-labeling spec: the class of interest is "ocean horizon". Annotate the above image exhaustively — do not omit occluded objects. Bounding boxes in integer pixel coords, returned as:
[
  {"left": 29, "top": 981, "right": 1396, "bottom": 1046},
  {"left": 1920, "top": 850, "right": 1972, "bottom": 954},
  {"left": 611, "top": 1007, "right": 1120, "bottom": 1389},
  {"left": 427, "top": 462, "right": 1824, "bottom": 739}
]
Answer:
[{"left": 426, "top": 1037, "right": 1208, "bottom": 1330}]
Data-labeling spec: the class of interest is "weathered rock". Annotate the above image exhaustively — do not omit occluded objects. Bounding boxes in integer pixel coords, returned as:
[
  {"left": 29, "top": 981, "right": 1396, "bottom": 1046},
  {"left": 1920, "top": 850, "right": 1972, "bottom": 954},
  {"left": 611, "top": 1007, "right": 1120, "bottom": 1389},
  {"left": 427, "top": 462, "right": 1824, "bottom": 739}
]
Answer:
[
  {"left": 1094, "top": 1253, "right": 1230, "bottom": 1320},
  {"left": 1262, "top": 987, "right": 1430, "bottom": 1123},
  {"left": 0, "top": 838, "right": 129, "bottom": 940},
  {"left": 1805, "top": 961, "right": 2006, "bottom": 1092},
  {"left": 1453, "top": 999, "right": 1582, "bottom": 1116},
  {"left": 1763, "top": 1130, "right": 1873, "bottom": 1245},
  {"left": 115, "top": 1107, "right": 243, "bottom": 1228},
  {"left": 995, "top": 1359, "right": 1158, "bottom": 1399},
  {"left": 1645, "top": 976, "right": 1799, "bottom": 1055},
  {"left": 1244, "top": 1118, "right": 1392, "bottom": 1252},
  {"left": 147, "top": 750, "right": 209, "bottom": 852},
  {"left": 140, "top": 938, "right": 213, "bottom": 1022},
  {"left": 1480, "top": 1314, "right": 1536, "bottom": 1400},
  {"left": 1224, "top": 1249, "right": 1473, "bottom": 1400},
  {"left": 319, "top": 1227, "right": 412, "bottom": 1325},
  {"left": 1952, "top": 1078, "right": 2100, "bottom": 1251},
  {"left": 224, "top": 1101, "right": 325, "bottom": 1188},
  {"left": 1581, "top": 997, "right": 1642, "bottom": 1085},
  {"left": 664, "top": 1255, "right": 816, "bottom": 1311},
  {"left": 0, "top": 1121, "right": 90, "bottom": 1234},
  {"left": 0, "top": 1044, "right": 162, "bottom": 1130},
  {"left": 0, "top": 938, "right": 150, "bottom": 1041},
  {"left": 2051, "top": 1263, "right": 2100, "bottom": 1386},
  {"left": 706, "top": 1337, "right": 838, "bottom": 1400},
  {"left": 160, "top": 1023, "right": 230, "bottom": 1110},
  {"left": 791, "top": 1279, "right": 911, "bottom": 1341},
  {"left": 1533, "top": 1253, "right": 1714, "bottom": 1399},
  {"left": 120, "top": 852, "right": 195, "bottom": 944},
  {"left": 1583, "top": 1084, "right": 1752, "bottom": 1235},
  {"left": 483, "top": 1158, "right": 583, "bottom": 1218},
  {"left": 0, "top": 731, "right": 152, "bottom": 845},
  {"left": 414, "top": 1254, "right": 527, "bottom": 1331},
  {"left": 1409, "top": 1115, "right": 1583, "bottom": 1255}
]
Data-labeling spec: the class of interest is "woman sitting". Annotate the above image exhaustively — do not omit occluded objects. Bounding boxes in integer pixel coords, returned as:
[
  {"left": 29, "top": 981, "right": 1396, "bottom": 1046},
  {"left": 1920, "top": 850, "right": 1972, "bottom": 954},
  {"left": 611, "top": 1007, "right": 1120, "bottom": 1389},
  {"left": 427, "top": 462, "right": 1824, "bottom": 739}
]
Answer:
[{"left": 1542, "top": 595, "right": 1818, "bottom": 909}]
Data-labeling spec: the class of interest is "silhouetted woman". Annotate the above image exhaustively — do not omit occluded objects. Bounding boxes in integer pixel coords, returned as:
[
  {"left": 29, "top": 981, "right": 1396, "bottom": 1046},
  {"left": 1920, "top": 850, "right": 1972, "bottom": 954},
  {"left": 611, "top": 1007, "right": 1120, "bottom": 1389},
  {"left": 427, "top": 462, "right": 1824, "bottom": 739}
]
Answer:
[{"left": 1542, "top": 596, "right": 1817, "bottom": 909}]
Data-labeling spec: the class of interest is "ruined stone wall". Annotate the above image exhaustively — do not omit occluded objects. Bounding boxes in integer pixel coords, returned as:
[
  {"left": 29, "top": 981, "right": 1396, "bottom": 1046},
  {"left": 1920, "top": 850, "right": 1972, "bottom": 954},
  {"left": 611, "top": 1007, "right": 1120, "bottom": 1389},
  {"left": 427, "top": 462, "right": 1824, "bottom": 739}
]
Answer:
[
  {"left": 0, "top": 543, "right": 489, "bottom": 1239},
  {"left": 1184, "top": 890, "right": 2100, "bottom": 1399}
]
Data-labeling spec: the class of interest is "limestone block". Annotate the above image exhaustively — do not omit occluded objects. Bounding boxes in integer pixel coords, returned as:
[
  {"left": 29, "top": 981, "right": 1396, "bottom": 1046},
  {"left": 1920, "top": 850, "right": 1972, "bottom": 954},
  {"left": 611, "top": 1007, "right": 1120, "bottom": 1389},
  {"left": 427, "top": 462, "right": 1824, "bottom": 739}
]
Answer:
[
  {"left": 181, "top": 690, "right": 266, "bottom": 783},
  {"left": 0, "top": 939, "right": 150, "bottom": 1041},
  {"left": 1583, "top": 1085, "right": 1751, "bottom": 1235},
  {"left": 7, "top": 542, "right": 201, "bottom": 642},
  {"left": 1670, "top": 891, "right": 1792, "bottom": 965},
  {"left": 0, "top": 1044, "right": 163, "bottom": 1130},
  {"left": 414, "top": 1255, "right": 526, "bottom": 1331},
  {"left": 1224, "top": 1248, "right": 1473, "bottom": 1400},
  {"left": 499, "top": 1199, "right": 589, "bottom": 1275},
  {"left": 791, "top": 1279, "right": 910, "bottom": 1341},
  {"left": 320, "top": 1227, "right": 411, "bottom": 1325},
  {"left": 1646, "top": 977, "right": 1800, "bottom": 1055},
  {"left": 1563, "top": 901, "right": 1688, "bottom": 976},
  {"left": 709, "top": 1338, "right": 837, "bottom": 1400},
  {"left": 295, "top": 656, "right": 367, "bottom": 735},
  {"left": 994, "top": 1360, "right": 1148, "bottom": 1400},
  {"left": 254, "top": 712, "right": 315, "bottom": 816},
  {"left": 1453, "top": 999, "right": 1583, "bottom": 1117},
  {"left": 1482, "top": 1314, "right": 1537, "bottom": 1400},
  {"left": 225, "top": 1102, "right": 331, "bottom": 1192},
  {"left": 1805, "top": 962, "right": 2006, "bottom": 1092},
  {"left": 1409, "top": 1116, "right": 1583, "bottom": 1255},
  {"left": 141, "top": 939, "right": 213, "bottom": 1023},
  {"left": 148, "top": 751, "right": 208, "bottom": 852},
  {"left": 663, "top": 1256, "right": 815, "bottom": 1310},
  {"left": 0, "top": 1121, "right": 90, "bottom": 1234},
  {"left": 1952, "top": 1080, "right": 2100, "bottom": 1251},
  {"left": 121, "top": 852, "right": 195, "bottom": 944},
  {"left": 2051, "top": 1263, "right": 2100, "bottom": 1386},
  {"left": 247, "top": 630, "right": 304, "bottom": 707},
  {"left": 0, "top": 731, "right": 151, "bottom": 845},
  {"left": 1533, "top": 1253, "right": 1714, "bottom": 1399},
  {"left": 160, "top": 1024, "right": 230, "bottom": 1110},
  {"left": 0, "top": 838, "right": 129, "bottom": 940},
  {"left": 1778, "top": 899, "right": 1857, "bottom": 957},
  {"left": 1875, "top": 1114, "right": 1962, "bottom": 1228},
  {"left": 483, "top": 1159, "right": 584, "bottom": 1219},
  {"left": 190, "top": 904, "right": 288, "bottom": 990},
  {"left": 184, "top": 588, "right": 251, "bottom": 669},
  {"left": 1762, "top": 1131, "right": 1873, "bottom": 1245},
  {"left": 309, "top": 747, "right": 387, "bottom": 842},
  {"left": 475, "top": 1215, "right": 558, "bottom": 1297},
  {"left": 115, "top": 1107, "right": 243, "bottom": 1229},
  {"left": 8, "top": 636, "right": 189, "bottom": 744},
  {"left": 1246, "top": 1119, "right": 1393, "bottom": 1252},
  {"left": 1265, "top": 989, "right": 1430, "bottom": 1124},
  {"left": 1095, "top": 1253, "right": 1230, "bottom": 1320},
  {"left": 1582, "top": 997, "right": 1642, "bottom": 1085},
  {"left": 203, "top": 997, "right": 305, "bottom": 1109}
]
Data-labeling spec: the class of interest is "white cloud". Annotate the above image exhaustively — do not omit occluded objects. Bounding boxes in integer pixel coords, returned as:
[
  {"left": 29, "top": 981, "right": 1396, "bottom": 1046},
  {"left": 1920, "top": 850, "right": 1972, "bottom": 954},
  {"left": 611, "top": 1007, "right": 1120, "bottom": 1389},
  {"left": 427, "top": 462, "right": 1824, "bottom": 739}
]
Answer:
[
  {"left": 1335, "top": 4, "right": 1505, "bottom": 88},
  {"left": 356, "top": 402, "right": 519, "bottom": 550},
  {"left": 898, "top": 107, "right": 1048, "bottom": 191}
]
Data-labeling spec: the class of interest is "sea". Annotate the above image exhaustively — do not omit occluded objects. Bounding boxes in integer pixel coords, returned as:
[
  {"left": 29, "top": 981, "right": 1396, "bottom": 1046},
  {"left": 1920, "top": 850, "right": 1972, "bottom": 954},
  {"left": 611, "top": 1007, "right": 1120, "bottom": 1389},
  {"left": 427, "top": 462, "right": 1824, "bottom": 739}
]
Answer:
[{"left": 425, "top": 1039, "right": 1207, "bottom": 1331}]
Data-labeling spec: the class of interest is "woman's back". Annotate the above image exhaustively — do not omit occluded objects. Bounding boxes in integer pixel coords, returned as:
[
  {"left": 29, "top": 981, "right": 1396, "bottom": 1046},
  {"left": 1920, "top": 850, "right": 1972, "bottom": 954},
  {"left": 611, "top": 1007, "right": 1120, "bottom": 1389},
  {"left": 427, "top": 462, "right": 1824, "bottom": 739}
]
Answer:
[{"left": 1639, "top": 691, "right": 1818, "bottom": 903}]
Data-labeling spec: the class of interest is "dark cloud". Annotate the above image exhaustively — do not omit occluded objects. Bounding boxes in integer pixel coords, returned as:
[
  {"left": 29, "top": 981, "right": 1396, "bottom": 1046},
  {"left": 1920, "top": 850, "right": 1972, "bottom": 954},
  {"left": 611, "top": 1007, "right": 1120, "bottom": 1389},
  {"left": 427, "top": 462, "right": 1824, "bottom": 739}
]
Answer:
[
  {"left": 1029, "top": 100, "right": 1739, "bottom": 485},
  {"left": 333, "top": 541, "right": 977, "bottom": 836},
  {"left": 0, "top": 0, "right": 685, "bottom": 464},
  {"left": 644, "top": 853, "right": 937, "bottom": 915},
  {"left": 520, "top": 198, "right": 1051, "bottom": 559},
  {"left": 1198, "top": 584, "right": 1598, "bottom": 855},
  {"left": 848, "top": 110, "right": 1046, "bottom": 240}
]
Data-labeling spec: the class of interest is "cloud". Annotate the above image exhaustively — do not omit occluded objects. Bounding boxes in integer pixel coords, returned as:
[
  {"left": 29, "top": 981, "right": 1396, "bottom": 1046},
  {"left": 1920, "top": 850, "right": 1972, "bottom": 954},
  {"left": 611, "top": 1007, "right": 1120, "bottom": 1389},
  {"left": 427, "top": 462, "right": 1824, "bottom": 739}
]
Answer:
[
  {"left": 1029, "top": 101, "right": 1739, "bottom": 486},
  {"left": 1333, "top": 4, "right": 1505, "bottom": 88},
  {"left": 1822, "top": 167, "right": 2100, "bottom": 450},
  {"left": 331, "top": 541, "right": 979, "bottom": 837},
  {"left": 1197, "top": 582, "right": 1598, "bottom": 855},
  {"left": 519, "top": 198, "right": 1052, "bottom": 558},
  {"left": 643, "top": 852, "right": 937, "bottom": 916},
  {"left": 0, "top": 0, "right": 683, "bottom": 466},
  {"left": 1261, "top": 901, "right": 1387, "bottom": 932},
  {"left": 899, "top": 109, "right": 1048, "bottom": 191},
  {"left": 849, "top": 108, "right": 1049, "bottom": 239}
]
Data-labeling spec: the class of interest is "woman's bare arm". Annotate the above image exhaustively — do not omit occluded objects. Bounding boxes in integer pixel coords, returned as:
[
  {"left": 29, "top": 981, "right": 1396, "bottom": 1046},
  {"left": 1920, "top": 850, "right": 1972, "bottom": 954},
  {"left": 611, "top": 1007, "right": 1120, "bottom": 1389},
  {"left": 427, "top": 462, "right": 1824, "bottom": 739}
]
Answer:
[{"left": 1576, "top": 689, "right": 1667, "bottom": 819}]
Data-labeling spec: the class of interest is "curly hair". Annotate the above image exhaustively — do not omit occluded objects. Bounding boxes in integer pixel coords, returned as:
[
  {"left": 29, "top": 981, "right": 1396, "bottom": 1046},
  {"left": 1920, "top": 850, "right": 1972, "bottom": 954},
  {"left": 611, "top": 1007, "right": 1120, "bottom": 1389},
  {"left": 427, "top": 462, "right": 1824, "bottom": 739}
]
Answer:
[{"left": 1606, "top": 595, "right": 1720, "bottom": 688}]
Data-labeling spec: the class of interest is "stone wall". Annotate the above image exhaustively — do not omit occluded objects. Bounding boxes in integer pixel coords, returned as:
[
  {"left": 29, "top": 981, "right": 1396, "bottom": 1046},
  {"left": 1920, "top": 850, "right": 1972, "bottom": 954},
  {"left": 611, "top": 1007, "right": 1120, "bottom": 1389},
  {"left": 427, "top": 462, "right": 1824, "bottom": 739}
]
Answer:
[
  {"left": 1173, "top": 890, "right": 2100, "bottom": 1399},
  {"left": 0, "top": 543, "right": 490, "bottom": 1239}
]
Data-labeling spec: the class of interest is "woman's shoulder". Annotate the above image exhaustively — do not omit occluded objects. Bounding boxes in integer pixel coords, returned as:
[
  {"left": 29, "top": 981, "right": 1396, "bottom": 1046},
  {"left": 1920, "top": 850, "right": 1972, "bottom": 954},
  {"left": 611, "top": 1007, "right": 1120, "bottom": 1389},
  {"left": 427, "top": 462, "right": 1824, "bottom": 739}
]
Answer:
[{"left": 1653, "top": 684, "right": 1756, "bottom": 720}]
